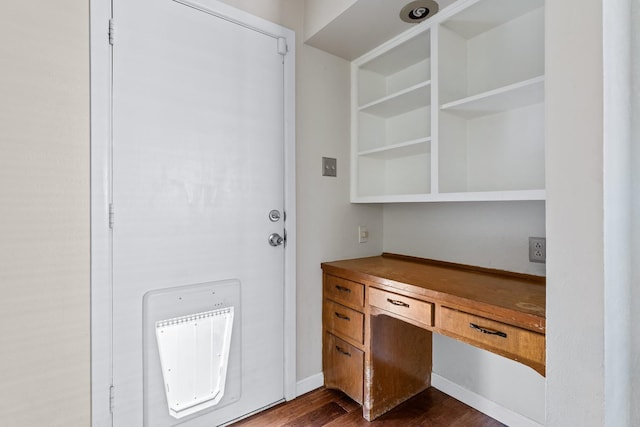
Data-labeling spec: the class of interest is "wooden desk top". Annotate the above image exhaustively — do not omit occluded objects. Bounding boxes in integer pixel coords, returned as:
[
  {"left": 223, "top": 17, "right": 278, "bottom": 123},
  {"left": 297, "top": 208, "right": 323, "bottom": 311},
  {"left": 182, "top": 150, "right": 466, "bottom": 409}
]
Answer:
[{"left": 321, "top": 253, "right": 546, "bottom": 333}]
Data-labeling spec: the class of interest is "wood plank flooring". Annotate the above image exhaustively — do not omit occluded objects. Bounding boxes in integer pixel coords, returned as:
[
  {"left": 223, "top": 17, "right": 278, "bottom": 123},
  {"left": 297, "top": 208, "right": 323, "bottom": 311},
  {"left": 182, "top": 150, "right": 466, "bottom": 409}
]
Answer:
[{"left": 231, "top": 387, "right": 505, "bottom": 427}]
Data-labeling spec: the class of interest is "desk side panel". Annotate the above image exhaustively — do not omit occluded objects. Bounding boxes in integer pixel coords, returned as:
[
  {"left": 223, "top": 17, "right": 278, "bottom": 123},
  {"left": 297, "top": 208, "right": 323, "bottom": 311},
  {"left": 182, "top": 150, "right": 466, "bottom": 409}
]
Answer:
[{"left": 364, "top": 313, "right": 432, "bottom": 421}]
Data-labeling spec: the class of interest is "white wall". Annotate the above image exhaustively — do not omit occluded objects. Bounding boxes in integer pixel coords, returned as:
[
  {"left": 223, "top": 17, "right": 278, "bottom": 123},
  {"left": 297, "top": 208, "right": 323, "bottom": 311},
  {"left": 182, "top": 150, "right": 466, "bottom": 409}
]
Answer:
[
  {"left": 546, "top": 1, "right": 638, "bottom": 424},
  {"left": 632, "top": 1, "right": 640, "bottom": 423},
  {"left": 296, "top": 44, "right": 383, "bottom": 382},
  {"left": 220, "top": 0, "right": 384, "bottom": 386},
  {"left": 545, "top": 0, "right": 606, "bottom": 425},
  {"left": 383, "top": 201, "right": 546, "bottom": 424},
  {"left": 384, "top": 202, "right": 546, "bottom": 275},
  {"left": 0, "top": 1, "right": 90, "bottom": 426},
  {"left": 602, "top": 0, "right": 633, "bottom": 425}
]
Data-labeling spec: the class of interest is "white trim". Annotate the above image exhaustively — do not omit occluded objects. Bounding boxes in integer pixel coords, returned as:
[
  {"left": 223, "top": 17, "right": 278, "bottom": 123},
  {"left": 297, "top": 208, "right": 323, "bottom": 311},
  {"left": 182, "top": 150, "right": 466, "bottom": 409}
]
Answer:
[
  {"left": 431, "top": 374, "right": 544, "bottom": 427},
  {"left": 90, "top": 0, "right": 113, "bottom": 426},
  {"left": 351, "top": 189, "right": 546, "bottom": 204},
  {"left": 349, "top": 61, "right": 359, "bottom": 202},
  {"left": 296, "top": 373, "right": 325, "bottom": 398},
  {"left": 281, "top": 14, "right": 297, "bottom": 404},
  {"left": 90, "top": 0, "right": 296, "bottom": 424},
  {"left": 297, "top": 372, "right": 543, "bottom": 427},
  {"left": 173, "top": 0, "right": 285, "bottom": 40},
  {"left": 430, "top": 24, "right": 439, "bottom": 194}
]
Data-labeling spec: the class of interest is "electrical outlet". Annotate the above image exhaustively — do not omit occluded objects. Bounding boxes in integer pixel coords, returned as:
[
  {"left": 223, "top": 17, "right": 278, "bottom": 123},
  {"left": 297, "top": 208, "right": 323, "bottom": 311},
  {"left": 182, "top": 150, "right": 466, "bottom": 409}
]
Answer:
[
  {"left": 358, "top": 226, "right": 368, "bottom": 243},
  {"left": 529, "top": 237, "right": 546, "bottom": 263}
]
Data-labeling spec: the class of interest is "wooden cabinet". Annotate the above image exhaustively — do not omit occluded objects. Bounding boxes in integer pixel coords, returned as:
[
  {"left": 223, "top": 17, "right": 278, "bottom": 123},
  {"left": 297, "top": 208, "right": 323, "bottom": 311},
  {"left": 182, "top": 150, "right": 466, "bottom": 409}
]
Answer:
[
  {"left": 322, "top": 274, "right": 365, "bottom": 404},
  {"left": 351, "top": 0, "right": 545, "bottom": 203},
  {"left": 322, "top": 253, "right": 546, "bottom": 421}
]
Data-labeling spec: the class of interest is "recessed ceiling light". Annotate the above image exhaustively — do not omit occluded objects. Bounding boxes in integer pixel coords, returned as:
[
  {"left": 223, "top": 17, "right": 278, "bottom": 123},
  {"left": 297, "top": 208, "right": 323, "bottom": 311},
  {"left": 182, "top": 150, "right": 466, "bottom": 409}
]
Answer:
[{"left": 400, "top": 0, "right": 439, "bottom": 23}]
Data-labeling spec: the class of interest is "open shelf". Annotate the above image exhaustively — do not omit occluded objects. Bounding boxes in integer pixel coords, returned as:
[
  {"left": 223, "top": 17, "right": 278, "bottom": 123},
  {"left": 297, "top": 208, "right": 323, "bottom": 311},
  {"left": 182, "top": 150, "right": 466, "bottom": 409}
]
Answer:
[
  {"left": 440, "top": 76, "right": 544, "bottom": 119},
  {"left": 359, "top": 81, "right": 431, "bottom": 118},
  {"left": 351, "top": 0, "right": 545, "bottom": 203},
  {"left": 358, "top": 137, "right": 431, "bottom": 160}
]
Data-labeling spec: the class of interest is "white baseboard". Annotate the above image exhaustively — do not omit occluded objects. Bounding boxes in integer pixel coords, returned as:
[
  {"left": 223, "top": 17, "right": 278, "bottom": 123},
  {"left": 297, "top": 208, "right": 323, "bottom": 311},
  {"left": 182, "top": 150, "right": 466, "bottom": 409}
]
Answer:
[
  {"left": 431, "top": 374, "right": 544, "bottom": 427},
  {"left": 294, "top": 372, "right": 543, "bottom": 427},
  {"left": 296, "top": 372, "right": 324, "bottom": 397}
]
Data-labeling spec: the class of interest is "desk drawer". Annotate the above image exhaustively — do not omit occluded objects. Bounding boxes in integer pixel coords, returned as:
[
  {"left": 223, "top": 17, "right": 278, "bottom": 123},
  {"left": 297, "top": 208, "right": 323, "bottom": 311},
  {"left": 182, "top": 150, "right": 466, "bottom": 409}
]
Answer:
[
  {"left": 439, "top": 306, "right": 545, "bottom": 366},
  {"left": 369, "top": 288, "right": 433, "bottom": 327},
  {"left": 323, "top": 332, "right": 363, "bottom": 404},
  {"left": 324, "top": 300, "right": 364, "bottom": 344},
  {"left": 324, "top": 275, "right": 364, "bottom": 307}
]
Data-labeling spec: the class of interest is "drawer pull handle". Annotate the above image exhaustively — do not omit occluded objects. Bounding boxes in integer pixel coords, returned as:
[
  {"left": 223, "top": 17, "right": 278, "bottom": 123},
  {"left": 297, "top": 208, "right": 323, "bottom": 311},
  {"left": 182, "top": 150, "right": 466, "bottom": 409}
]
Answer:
[
  {"left": 387, "top": 298, "right": 410, "bottom": 308},
  {"left": 470, "top": 323, "right": 507, "bottom": 338},
  {"left": 335, "top": 312, "right": 350, "bottom": 321},
  {"left": 335, "top": 285, "right": 351, "bottom": 293},
  {"left": 335, "top": 346, "right": 351, "bottom": 357}
]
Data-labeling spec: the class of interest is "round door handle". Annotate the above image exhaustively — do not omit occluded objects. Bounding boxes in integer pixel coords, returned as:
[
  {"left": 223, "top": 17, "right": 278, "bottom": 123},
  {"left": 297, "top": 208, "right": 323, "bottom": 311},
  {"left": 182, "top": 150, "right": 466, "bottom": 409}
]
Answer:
[{"left": 268, "top": 233, "right": 284, "bottom": 247}]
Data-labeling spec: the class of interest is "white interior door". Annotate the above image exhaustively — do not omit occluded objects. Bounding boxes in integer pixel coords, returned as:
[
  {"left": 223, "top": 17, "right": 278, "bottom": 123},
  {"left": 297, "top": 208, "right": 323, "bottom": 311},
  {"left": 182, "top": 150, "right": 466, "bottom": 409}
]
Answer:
[{"left": 110, "top": 1, "right": 292, "bottom": 425}]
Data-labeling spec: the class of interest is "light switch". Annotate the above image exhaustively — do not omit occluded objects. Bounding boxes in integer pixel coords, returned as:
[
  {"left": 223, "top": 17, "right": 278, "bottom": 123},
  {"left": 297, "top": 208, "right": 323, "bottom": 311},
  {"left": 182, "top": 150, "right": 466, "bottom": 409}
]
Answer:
[
  {"left": 358, "top": 226, "right": 368, "bottom": 243},
  {"left": 322, "top": 157, "right": 337, "bottom": 177}
]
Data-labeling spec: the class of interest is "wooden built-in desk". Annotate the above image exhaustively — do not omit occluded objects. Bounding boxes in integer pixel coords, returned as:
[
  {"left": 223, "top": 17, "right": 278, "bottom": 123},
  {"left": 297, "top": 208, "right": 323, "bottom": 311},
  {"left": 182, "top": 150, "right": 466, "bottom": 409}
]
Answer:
[{"left": 321, "top": 253, "right": 546, "bottom": 421}]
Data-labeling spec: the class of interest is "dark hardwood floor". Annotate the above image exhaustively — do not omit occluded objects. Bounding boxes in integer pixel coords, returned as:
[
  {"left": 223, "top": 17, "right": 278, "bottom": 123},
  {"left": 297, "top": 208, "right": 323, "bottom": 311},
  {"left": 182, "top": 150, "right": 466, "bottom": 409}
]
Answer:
[{"left": 231, "top": 387, "right": 505, "bottom": 427}]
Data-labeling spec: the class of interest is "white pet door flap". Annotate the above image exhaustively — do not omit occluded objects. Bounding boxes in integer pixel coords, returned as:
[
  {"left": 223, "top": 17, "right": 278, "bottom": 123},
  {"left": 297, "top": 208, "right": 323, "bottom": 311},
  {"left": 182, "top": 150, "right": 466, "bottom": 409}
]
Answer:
[{"left": 155, "top": 307, "right": 234, "bottom": 419}]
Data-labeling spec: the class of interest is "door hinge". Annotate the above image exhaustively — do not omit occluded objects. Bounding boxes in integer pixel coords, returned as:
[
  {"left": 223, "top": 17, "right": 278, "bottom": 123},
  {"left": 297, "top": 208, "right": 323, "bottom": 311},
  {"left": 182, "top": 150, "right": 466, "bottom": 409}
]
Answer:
[
  {"left": 277, "top": 37, "right": 287, "bottom": 56},
  {"left": 109, "top": 385, "right": 115, "bottom": 413},
  {"left": 108, "top": 19, "right": 115, "bottom": 45},
  {"left": 108, "top": 203, "right": 115, "bottom": 229}
]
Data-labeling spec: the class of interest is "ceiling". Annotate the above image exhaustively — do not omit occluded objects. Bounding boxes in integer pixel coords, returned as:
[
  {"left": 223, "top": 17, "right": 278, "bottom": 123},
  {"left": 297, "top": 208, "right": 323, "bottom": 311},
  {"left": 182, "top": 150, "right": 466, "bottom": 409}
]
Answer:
[{"left": 304, "top": 0, "right": 458, "bottom": 61}]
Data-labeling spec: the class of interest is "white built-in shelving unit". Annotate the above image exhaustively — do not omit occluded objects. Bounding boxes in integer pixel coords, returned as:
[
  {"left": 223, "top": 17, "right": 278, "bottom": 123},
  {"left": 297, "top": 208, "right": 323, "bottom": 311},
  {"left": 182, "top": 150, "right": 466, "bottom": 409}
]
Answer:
[{"left": 351, "top": 0, "right": 545, "bottom": 203}]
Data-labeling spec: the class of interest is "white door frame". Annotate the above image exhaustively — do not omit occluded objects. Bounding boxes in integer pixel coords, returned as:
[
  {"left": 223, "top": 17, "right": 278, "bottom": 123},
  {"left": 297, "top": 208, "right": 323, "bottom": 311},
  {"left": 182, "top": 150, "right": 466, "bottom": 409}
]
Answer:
[{"left": 89, "top": 1, "right": 296, "bottom": 425}]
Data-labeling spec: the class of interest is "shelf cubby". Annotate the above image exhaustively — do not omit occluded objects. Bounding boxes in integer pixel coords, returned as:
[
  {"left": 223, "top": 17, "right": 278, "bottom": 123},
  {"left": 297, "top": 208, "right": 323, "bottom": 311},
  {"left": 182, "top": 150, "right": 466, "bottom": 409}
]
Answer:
[
  {"left": 352, "top": 26, "right": 432, "bottom": 199},
  {"left": 436, "top": 0, "right": 545, "bottom": 198},
  {"left": 357, "top": 153, "right": 431, "bottom": 197},
  {"left": 357, "top": 30, "right": 431, "bottom": 107},
  {"left": 439, "top": 0, "right": 544, "bottom": 104}
]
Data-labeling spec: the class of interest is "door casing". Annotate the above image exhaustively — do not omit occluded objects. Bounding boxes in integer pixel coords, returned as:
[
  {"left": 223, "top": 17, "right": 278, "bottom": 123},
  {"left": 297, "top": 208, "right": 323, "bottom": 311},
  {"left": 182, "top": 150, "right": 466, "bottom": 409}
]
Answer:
[{"left": 89, "top": 1, "right": 296, "bottom": 425}]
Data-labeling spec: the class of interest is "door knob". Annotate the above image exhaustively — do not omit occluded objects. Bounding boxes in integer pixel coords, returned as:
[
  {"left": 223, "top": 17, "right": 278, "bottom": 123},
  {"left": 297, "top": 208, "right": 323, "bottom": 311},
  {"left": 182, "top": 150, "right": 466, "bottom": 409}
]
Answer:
[{"left": 268, "top": 233, "right": 284, "bottom": 247}]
